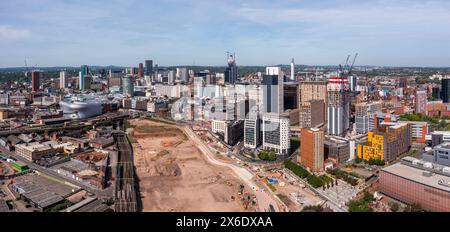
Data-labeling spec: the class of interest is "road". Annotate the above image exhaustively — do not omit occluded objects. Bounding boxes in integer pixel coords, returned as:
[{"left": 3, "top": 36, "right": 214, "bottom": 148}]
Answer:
[
  {"left": 182, "top": 126, "right": 284, "bottom": 212},
  {"left": 0, "top": 146, "right": 112, "bottom": 198}
]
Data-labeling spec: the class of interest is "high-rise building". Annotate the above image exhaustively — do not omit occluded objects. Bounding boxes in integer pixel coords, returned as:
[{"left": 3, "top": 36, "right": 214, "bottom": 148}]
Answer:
[
  {"left": 355, "top": 101, "right": 382, "bottom": 134},
  {"left": 290, "top": 58, "right": 295, "bottom": 81},
  {"left": 79, "top": 65, "right": 89, "bottom": 91},
  {"left": 262, "top": 113, "right": 290, "bottom": 156},
  {"left": 262, "top": 67, "right": 284, "bottom": 114},
  {"left": 244, "top": 112, "right": 260, "bottom": 149},
  {"left": 83, "top": 75, "right": 92, "bottom": 91},
  {"left": 298, "top": 80, "right": 327, "bottom": 125},
  {"left": 31, "top": 71, "right": 40, "bottom": 92},
  {"left": 327, "top": 75, "right": 350, "bottom": 136},
  {"left": 432, "top": 86, "right": 441, "bottom": 100},
  {"left": 145, "top": 60, "right": 153, "bottom": 76},
  {"left": 59, "top": 71, "right": 68, "bottom": 89},
  {"left": 348, "top": 75, "right": 357, "bottom": 92},
  {"left": 266, "top": 66, "right": 281, "bottom": 76},
  {"left": 138, "top": 63, "right": 144, "bottom": 78},
  {"left": 442, "top": 78, "right": 450, "bottom": 103},
  {"left": 416, "top": 90, "right": 428, "bottom": 115},
  {"left": 176, "top": 67, "right": 188, "bottom": 83},
  {"left": 122, "top": 75, "right": 134, "bottom": 97},
  {"left": 284, "top": 83, "right": 298, "bottom": 110},
  {"left": 225, "top": 53, "right": 237, "bottom": 84},
  {"left": 299, "top": 128, "right": 324, "bottom": 172},
  {"left": 299, "top": 100, "right": 325, "bottom": 128},
  {"left": 168, "top": 70, "right": 175, "bottom": 85}
]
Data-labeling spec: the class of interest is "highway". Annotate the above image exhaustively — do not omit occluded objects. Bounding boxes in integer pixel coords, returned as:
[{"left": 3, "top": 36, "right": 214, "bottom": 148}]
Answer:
[
  {"left": 113, "top": 132, "right": 138, "bottom": 212},
  {"left": 182, "top": 126, "right": 284, "bottom": 212}
]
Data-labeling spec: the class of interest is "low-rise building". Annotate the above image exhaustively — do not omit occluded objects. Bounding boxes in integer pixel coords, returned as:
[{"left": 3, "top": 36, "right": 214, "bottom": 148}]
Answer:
[
  {"left": 15, "top": 142, "right": 55, "bottom": 161},
  {"left": 379, "top": 157, "right": 450, "bottom": 212},
  {"left": 432, "top": 143, "right": 450, "bottom": 167}
]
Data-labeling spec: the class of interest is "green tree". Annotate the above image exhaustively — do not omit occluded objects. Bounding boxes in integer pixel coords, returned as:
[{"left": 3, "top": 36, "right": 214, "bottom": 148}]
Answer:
[
  {"left": 404, "top": 203, "right": 423, "bottom": 212},
  {"left": 389, "top": 202, "right": 400, "bottom": 212}
]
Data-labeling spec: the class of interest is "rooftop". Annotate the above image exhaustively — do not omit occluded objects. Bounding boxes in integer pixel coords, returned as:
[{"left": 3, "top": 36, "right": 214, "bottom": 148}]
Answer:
[
  {"left": 382, "top": 158, "right": 450, "bottom": 193},
  {"left": 15, "top": 142, "right": 53, "bottom": 152}
]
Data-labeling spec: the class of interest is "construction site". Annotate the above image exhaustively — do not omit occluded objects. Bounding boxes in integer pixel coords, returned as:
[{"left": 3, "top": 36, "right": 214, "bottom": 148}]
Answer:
[{"left": 128, "top": 119, "right": 257, "bottom": 212}]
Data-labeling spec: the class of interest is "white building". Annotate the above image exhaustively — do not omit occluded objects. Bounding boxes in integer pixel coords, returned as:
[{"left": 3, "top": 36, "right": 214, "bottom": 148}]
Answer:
[
  {"left": 60, "top": 71, "right": 68, "bottom": 89},
  {"left": 262, "top": 113, "right": 290, "bottom": 155},
  {"left": 176, "top": 68, "right": 188, "bottom": 83},
  {"left": 244, "top": 113, "right": 260, "bottom": 149},
  {"left": 266, "top": 66, "right": 281, "bottom": 75}
]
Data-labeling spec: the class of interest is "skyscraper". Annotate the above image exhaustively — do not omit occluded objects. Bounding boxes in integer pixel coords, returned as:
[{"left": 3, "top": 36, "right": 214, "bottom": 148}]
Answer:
[
  {"left": 224, "top": 53, "right": 237, "bottom": 84},
  {"left": 168, "top": 70, "right": 175, "bottom": 85},
  {"left": 299, "top": 100, "right": 325, "bottom": 128},
  {"left": 416, "top": 90, "right": 427, "bottom": 115},
  {"left": 145, "top": 60, "right": 153, "bottom": 76},
  {"left": 31, "top": 70, "right": 40, "bottom": 92},
  {"left": 299, "top": 128, "right": 324, "bottom": 172},
  {"left": 60, "top": 71, "right": 67, "bottom": 89},
  {"left": 138, "top": 63, "right": 144, "bottom": 78},
  {"left": 122, "top": 75, "right": 134, "bottom": 97},
  {"left": 262, "top": 67, "right": 284, "bottom": 114},
  {"left": 327, "top": 74, "right": 350, "bottom": 136},
  {"left": 442, "top": 78, "right": 450, "bottom": 103},
  {"left": 176, "top": 67, "right": 188, "bottom": 83},
  {"left": 79, "top": 65, "right": 89, "bottom": 91},
  {"left": 298, "top": 80, "right": 327, "bottom": 127},
  {"left": 290, "top": 58, "right": 295, "bottom": 81}
]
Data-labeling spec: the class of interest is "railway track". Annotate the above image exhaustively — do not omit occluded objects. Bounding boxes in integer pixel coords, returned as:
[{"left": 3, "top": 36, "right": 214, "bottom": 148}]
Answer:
[{"left": 113, "top": 132, "right": 138, "bottom": 212}]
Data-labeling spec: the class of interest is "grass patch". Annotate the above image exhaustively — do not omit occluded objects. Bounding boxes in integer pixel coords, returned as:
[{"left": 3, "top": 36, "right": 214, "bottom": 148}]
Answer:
[
  {"left": 327, "top": 169, "right": 359, "bottom": 186},
  {"left": 258, "top": 150, "right": 277, "bottom": 161},
  {"left": 348, "top": 192, "right": 374, "bottom": 212},
  {"left": 283, "top": 160, "right": 330, "bottom": 188},
  {"left": 44, "top": 199, "right": 74, "bottom": 212}
]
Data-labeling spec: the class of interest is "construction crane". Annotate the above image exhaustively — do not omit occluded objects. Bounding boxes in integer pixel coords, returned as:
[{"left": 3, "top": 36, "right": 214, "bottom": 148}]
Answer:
[
  {"left": 339, "top": 53, "right": 358, "bottom": 76},
  {"left": 348, "top": 53, "right": 358, "bottom": 75}
]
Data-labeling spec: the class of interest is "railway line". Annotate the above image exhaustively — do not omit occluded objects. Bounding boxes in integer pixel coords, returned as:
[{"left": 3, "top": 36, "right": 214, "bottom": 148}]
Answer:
[{"left": 113, "top": 132, "right": 138, "bottom": 212}]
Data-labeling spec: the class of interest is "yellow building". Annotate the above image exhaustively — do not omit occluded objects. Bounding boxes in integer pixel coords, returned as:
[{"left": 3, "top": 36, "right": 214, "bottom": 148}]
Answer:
[
  {"left": 357, "top": 131, "right": 385, "bottom": 161},
  {"left": 0, "top": 110, "right": 8, "bottom": 120},
  {"left": 357, "top": 122, "right": 411, "bottom": 162}
]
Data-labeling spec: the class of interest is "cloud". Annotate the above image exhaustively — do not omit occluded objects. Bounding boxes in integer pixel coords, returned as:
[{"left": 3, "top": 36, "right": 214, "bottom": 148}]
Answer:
[
  {"left": 232, "top": 0, "right": 450, "bottom": 38},
  {"left": 0, "top": 25, "right": 31, "bottom": 41}
]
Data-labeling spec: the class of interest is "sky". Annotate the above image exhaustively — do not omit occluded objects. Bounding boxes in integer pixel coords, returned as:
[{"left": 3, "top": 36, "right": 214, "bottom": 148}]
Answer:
[{"left": 1, "top": 0, "right": 450, "bottom": 68}]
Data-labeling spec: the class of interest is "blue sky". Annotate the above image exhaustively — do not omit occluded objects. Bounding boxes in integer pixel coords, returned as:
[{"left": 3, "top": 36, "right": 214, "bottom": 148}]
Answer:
[{"left": 1, "top": 0, "right": 450, "bottom": 67}]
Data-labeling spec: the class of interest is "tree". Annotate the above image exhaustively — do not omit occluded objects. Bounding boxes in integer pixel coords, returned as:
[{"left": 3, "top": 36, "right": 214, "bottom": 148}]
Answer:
[
  {"left": 301, "top": 205, "right": 324, "bottom": 212},
  {"left": 389, "top": 202, "right": 400, "bottom": 212},
  {"left": 404, "top": 203, "right": 423, "bottom": 212}
]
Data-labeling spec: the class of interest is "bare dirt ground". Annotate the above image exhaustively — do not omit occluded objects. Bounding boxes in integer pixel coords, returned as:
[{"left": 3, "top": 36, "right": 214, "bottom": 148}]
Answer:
[{"left": 129, "top": 119, "right": 246, "bottom": 212}]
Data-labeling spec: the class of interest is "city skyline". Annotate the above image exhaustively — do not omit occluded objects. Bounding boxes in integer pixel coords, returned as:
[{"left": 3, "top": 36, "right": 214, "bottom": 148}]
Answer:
[{"left": 1, "top": 0, "right": 450, "bottom": 68}]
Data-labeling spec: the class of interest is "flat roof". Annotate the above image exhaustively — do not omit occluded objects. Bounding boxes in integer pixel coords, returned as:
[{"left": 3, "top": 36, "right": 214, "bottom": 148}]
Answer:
[{"left": 382, "top": 162, "right": 450, "bottom": 193}]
